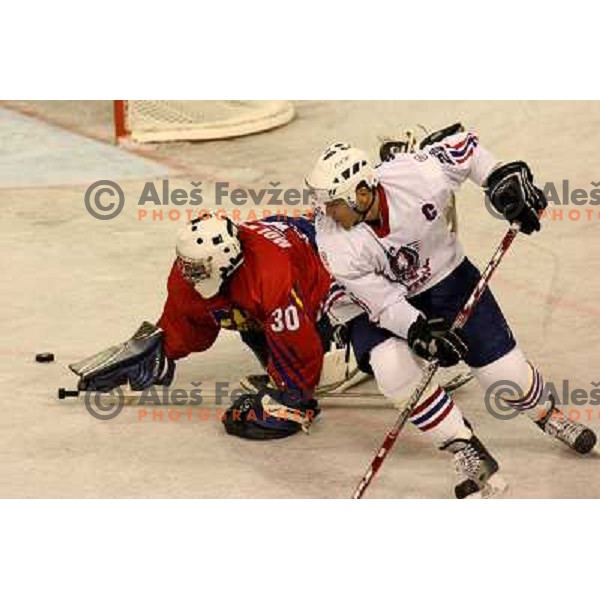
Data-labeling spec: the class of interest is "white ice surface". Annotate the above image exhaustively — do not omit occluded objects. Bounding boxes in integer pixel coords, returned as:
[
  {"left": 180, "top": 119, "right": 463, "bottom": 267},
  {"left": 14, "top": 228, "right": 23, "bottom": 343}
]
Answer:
[{"left": 1, "top": 101, "right": 599, "bottom": 498}]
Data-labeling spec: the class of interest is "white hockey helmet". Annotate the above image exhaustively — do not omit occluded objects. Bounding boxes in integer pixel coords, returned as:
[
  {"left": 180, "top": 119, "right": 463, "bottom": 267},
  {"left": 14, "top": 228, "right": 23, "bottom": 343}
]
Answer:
[
  {"left": 175, "top": 212, "right": 243, "bottom": 298},
  {"left": 305, "top": 142, "right": 378, "bottom": 211}
]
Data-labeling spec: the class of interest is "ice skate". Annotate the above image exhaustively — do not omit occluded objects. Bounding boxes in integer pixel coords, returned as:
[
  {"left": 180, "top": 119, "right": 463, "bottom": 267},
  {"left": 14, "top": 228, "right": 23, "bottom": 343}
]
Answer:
[
  {"left": 535, "top": 395, "right": 597, "bottom": 454},
  {"left": 441, "top": 435, "right": 508, "bottom": 499}
]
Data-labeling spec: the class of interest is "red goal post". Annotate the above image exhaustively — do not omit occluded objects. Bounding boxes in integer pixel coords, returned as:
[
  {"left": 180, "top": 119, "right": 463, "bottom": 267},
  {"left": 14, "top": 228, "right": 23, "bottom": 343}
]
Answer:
[{"left": 113, "top": 100, "right": 295, "bottom": 144}]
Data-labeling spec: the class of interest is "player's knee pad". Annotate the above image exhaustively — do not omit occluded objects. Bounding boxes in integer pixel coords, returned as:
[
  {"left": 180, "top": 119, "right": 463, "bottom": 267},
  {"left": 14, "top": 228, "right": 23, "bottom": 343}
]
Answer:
[
  {"left": 369, "top": 338, "right": 422, "bottom": 400},
  {"left": 472, "top": 346, "right": 544, "bottom": 410}
]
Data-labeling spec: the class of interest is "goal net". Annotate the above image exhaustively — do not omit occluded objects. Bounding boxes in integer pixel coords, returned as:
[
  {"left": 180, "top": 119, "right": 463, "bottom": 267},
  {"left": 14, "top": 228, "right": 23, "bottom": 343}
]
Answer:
[{"left": 114, "top": 101, "right": 295, "bottom": 144}]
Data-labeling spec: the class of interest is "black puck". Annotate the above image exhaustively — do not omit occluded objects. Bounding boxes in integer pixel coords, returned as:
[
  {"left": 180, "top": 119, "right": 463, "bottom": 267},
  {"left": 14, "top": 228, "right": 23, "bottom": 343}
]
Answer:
[
  {"left": 36, "top": 352, "right": 55, "bottom": 363},
  {"left": 58, "top": 388, "right": 79, "bottom": 399}
]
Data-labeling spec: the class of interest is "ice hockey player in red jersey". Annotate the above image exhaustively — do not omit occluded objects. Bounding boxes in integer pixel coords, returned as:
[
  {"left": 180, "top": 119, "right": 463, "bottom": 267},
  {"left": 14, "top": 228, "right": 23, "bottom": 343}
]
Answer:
[
  {"left": 69, "top": 213, "right": 358, "bottom": 440},
  {"left": 160, "top": 212, "right": 342, "bottom": 438}
]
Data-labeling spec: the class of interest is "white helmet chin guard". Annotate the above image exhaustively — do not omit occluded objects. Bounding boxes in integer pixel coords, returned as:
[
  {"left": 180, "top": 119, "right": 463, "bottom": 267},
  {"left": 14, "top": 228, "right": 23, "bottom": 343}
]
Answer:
[
  {"left": 175, "top": 213, "right": 243, "bottom": 298},
  {"left": 305, "top": 142, "right": 378, "bottom": 211}
]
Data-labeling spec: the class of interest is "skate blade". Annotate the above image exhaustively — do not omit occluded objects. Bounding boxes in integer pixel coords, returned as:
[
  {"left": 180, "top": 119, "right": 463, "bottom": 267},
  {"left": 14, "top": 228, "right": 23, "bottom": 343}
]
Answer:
[
  {"left": 590, "top": 444, "right": 600, "bottom": 457},
  {"left": 467, "top": 474, "right": 509, "bottom": 499}
]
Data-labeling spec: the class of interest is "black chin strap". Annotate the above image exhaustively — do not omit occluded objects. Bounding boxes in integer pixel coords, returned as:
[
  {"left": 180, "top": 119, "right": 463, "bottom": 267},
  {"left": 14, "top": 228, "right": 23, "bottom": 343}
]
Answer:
[{"left": 351, "top": 186, "right": 377, "bottom": 223}]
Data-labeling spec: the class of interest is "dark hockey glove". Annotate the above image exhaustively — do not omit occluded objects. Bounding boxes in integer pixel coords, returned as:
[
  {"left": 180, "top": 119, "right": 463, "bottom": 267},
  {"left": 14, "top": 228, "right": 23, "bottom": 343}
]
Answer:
[
  {"left": 223, "top": 388, "right": 320, "bottom": 440},
  {"left": 485, "top": 161, "right": 547, "bottom": 235},
  {"left": 407, "top": 316, "right": 467, "bottom": 367}
]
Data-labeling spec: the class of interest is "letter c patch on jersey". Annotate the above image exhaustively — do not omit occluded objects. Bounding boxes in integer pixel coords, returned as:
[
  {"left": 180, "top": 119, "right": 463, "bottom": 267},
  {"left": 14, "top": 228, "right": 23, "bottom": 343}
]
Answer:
[{"left": 422, "top": 203, "right": 438, "bottom": 221}]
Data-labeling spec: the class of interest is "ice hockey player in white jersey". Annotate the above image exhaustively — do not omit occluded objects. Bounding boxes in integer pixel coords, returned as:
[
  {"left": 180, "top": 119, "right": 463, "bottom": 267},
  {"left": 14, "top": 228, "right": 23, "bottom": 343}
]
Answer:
[{"left": 305, "top": 125, "right": 597, "bottom": 499}]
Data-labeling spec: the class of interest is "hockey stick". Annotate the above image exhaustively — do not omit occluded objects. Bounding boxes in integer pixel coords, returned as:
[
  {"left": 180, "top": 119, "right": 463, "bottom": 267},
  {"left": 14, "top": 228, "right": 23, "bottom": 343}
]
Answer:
[
  {"left": 438, "top": 370, "right": 473, "bottom": 393},
  {"left": 57, "top": 370, "right": 474, "bottom": 411},
  {"left": 352, "top": 222, "right": 522, "bottom": 499},
  {"left": 312, "top": 365, "right": 472, "bottom": 397}
]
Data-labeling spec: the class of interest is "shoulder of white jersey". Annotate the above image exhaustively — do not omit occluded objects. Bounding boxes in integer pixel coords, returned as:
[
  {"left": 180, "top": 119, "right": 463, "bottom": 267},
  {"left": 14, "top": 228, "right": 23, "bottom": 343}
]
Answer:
[
  {"left": 375, "top": 151, "right": 431, "bottom": 183},
  {"left": 375, "top": 148, "right": 446, "bottom": 192},
  {"left": 423, "top": 130, "right": 480, "bottom": 168},
  {"left": 315, "top": 214, "right": 371, "bottom": 278}
]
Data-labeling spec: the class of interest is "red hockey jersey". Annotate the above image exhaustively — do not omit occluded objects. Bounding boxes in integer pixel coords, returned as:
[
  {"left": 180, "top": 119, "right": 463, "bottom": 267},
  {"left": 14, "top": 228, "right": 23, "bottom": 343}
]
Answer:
[{"left": 157, "top": 219, "right": 334, "bottom": 394}]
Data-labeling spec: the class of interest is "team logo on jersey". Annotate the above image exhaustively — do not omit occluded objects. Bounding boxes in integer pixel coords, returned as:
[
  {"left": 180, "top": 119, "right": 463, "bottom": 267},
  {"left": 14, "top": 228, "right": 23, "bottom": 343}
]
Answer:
[
  {"left": 383, "top": 242, "right": 419, "bottom": 281},
  {"left": 384, "top": 241, "right": 432, "bottom": 293}
]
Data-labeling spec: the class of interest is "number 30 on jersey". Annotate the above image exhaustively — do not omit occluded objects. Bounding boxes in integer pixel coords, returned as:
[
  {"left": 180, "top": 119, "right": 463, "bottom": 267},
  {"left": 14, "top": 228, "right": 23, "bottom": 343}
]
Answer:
[{"left": 270, "top": 305, "right": 300, "bottom": 332}]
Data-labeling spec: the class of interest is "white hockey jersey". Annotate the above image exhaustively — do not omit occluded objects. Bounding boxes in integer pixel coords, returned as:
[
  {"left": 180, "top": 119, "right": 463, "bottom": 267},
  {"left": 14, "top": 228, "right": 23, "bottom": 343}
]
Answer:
[{"left": 316, "top": 131, "right": 501, "bottom": 338}]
